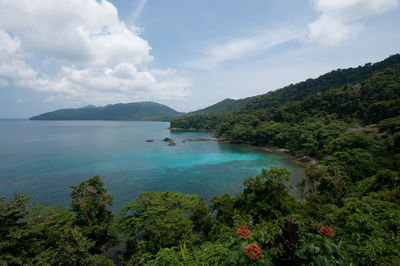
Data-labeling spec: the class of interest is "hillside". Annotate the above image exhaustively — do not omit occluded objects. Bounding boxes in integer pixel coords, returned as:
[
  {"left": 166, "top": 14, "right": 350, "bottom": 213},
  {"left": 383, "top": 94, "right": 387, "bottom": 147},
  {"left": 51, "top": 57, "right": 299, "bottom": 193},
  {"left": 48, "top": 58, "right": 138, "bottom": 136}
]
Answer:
[
  {"left": 29, "top": 101, "right": 184, "bottom": 121},
  {"left": 171, "top": 54, "right": 400, "bottom": 129},
  {"left": 168, "top": 58, "right": 400, "bottom": 264},
  {"left": 187, "top": 97, "right": 255, "bottom": 115},
  {"left": 244, "top": 53, "right": 400, "bottom": 110},
  {"left": 215, "top": 63, "right": 400, "bottom": 155}
]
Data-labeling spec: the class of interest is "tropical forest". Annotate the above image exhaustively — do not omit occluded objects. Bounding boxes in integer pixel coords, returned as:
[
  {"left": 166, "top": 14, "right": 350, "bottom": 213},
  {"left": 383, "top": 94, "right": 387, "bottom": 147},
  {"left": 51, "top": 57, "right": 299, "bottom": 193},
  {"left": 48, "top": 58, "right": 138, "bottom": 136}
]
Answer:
[{"left": 1, "top": 54, "right": 400, "bottom": 265}]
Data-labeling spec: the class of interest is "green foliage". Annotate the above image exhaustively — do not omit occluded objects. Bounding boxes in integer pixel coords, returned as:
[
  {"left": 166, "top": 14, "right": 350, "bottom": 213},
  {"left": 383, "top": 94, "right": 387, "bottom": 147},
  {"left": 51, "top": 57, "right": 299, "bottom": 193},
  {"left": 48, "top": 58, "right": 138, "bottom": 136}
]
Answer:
[
  {"left": 4, "top": 55, "right": 400, "bottom": 265},
  {"left": 187, "top": 97, "right": 255, "bottom": 116},
  {"left": 120, "top": 234, "right": 147, "bottom": 266},
  {"left": 171, "top": 114, "right": 225, "bottom": 130},
  {"left": 144, "top": 241, "right": 230, "bottom": 266},
  {"left": 171, "top": 54, "right": 400, "bottom": 131},
  {"left": 37, "top": 227, "right": 114, "bottom": 266},
  {"left": 223, "top": 224, "right": 274, "bottom": 266},
  {"left": 0, "top": 193, "right": 34, "bottom": 264},
  {"left": 324, "top": 148, "right": 376, "bottom": 182},
  {"left": 191, "top": 198, "right": 212, "bottom": 238},
  {"left": 0, "top": 190, "right": 114, "bottom": 265},
  {"left": 299, "top": 165, "right": 349, "bottom": 204},
  {"left": 118, "top": 191, "right": 202, "bottom": 253},
  {"left": 30, "top": 101, "right": 184, "bottom": 121},
  {"left": 246, "top": 54, "right": 400, "bottom": 111},
  {"left": 71, "top": 175, "right": 117, "bottom": 253},
  {"left": 295, "top": 233, "right": 349, "bottom": 265},
  {"left": 236, "top": 167, "right": 295, "bottom": 222},
  {"left": 326, "top": 195, "right": 400, "bottom": 265},
  {"left": 191, "top": 241, "right": 230, "bottom": 265}
]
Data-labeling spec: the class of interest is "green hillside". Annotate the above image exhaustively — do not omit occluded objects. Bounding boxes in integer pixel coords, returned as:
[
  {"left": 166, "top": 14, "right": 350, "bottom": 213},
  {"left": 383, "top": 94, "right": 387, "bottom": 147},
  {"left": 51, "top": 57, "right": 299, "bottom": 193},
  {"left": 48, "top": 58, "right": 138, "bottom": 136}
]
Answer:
[
  {"left": 169, "top": 55, "right": 400, "bottom": 264},
  {"left": 29, "top": 101, "right": 184, "bottom": 121},
  {"left": 187, "top": 97, "right": 255, "bottom": 115},
  {"left": 171, "top": 54, "right": 400, "bottom": 129},
  {"left": 245, "top": 53, "right": 400, "bottom": 110},
  {"left": 216, "top": 63, "right": 400, "bottom": 156}
]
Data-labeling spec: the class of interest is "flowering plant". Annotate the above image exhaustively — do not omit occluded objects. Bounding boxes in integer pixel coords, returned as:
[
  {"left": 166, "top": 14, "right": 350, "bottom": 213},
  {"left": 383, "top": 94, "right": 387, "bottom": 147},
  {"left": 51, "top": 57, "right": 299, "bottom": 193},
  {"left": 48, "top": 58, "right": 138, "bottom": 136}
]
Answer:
[
  {"left": 244, "top": 243, "right": 262, "bottom": 260},
  {"left": 318, "top": 226, "right": 336, "bottom": 237},
  {"left": 236, "top": 226, "right": 251, "bottom": 239}
]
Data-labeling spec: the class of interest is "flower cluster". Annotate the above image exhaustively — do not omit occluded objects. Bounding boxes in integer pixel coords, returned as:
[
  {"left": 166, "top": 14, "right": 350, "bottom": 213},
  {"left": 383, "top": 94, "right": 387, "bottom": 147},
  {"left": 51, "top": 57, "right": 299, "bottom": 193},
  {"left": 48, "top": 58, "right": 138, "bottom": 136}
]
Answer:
[
  {"left": 236, "top": 226, "right": 251, "bottom": 239},
  {"left": 318, "top": 226, "right": 336, "bottom": 237},
  {"left": 244, "top": 244, "right": 262, "bottom": 260}
]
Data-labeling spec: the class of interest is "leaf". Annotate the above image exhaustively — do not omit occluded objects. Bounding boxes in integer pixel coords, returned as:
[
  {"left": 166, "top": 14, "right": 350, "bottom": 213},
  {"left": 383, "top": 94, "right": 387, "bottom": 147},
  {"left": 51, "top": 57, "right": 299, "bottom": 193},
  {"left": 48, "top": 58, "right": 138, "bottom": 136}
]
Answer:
[{"left": 314, "top": 255, "right": 330, "bottom": 266}]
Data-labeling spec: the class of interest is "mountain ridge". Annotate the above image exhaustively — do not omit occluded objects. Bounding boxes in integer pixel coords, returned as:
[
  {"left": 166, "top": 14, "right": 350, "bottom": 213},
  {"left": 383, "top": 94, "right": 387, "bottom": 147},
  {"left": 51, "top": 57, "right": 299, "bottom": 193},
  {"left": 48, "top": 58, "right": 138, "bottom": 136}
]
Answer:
[
  {"left": 29, "top": 101, "right": 184, "bottom": 121},
  {"left": 178, "top": 54, "right": 400, "bottom": 117},
  {"left": 186, "top": 97, "right": 256, "bottom": 116}
]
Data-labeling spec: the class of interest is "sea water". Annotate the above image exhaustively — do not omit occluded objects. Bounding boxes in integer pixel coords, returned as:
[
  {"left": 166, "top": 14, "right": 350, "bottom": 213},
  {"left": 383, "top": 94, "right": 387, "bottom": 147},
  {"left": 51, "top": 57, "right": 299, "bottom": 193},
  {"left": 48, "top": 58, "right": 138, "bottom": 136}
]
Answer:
[{"left": 0, "top": 120, "right": 304, "bottom": 211}]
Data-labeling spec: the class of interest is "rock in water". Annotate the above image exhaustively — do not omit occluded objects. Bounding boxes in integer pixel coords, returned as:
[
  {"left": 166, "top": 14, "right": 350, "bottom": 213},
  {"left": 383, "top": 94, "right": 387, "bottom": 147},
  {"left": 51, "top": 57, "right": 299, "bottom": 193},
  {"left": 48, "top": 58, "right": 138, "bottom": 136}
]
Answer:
[
  {"left": 162, "top": 137, "right": 173, "bottom": 142},
  {"left": 146, "top": 139, "right": 154, "bottom": 142},
  {"left": 168, "top": 141, "right": 176, "bottom": 146}
]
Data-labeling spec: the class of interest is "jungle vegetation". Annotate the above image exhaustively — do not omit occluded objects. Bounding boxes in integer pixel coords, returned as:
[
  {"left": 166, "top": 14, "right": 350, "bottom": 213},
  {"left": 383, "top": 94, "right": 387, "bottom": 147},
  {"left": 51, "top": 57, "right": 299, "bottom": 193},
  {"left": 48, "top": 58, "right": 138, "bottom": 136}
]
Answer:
[{"left": 2, "top": 55, "right": 400, "bottom": 265}]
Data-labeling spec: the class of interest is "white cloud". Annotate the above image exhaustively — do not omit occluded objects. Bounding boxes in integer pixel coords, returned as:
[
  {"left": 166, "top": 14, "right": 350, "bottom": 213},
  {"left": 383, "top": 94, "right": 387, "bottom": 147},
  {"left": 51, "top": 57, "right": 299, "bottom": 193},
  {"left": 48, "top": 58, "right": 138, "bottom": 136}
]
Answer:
[
  {"left": 0, "top": 30, "right": 36, "bottom": 79},
  {"left": 0, "top": 78, "right": 9, "bottom": 87},
  {"left": 188, "top": 29, "right": 303, "bottom": 70},
  {"left": 150, "top": 68, "right": 177, "bottom": 77},
  {"left": 0, "top": 59, "right": 37, "bottom": 79},
  {"left": 0, "top": 29, "right": 20, "bottom": 59},
  {"left": 309, "top": 0, "right": 399, "bottom": 46},
  {"left": 14, "top": 64, "right": 191, "bottom": 105},
  {"left": 0, "top": 0, "right": 191, "bottom": 105},
  {"left": 0, "top": 0, "right": 152, "bottom": 66}
]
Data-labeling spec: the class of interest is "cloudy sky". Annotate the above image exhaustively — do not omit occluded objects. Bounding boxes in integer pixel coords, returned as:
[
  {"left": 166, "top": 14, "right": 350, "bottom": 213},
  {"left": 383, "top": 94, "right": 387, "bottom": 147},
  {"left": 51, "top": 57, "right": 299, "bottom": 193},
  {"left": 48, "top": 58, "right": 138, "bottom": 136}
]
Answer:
[{"left": 0, "top": 0, "right": 399, "bottom": 118}]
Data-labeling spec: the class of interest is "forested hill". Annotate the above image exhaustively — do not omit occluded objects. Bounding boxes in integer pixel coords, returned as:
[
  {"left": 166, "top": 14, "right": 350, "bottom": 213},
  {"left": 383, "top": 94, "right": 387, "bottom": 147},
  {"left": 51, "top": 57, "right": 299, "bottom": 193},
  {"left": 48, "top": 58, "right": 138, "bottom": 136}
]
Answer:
[
  {"left": 29, "top": 101, "right": 184, "bottom": 121},
  {"left": 187, "top": 97, "right": 255, "bottom": 115},
  {"left": 171, "top": 54, "right": 400, "bottom": 129},
  {"left": 244, "top": 53, "right": 400, "bottom": 110}
]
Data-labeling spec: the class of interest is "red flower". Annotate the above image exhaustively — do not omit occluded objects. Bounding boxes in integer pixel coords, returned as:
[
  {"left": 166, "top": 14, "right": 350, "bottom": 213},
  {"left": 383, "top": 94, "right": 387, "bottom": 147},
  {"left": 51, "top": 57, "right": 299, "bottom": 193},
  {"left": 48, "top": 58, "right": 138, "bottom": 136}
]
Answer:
[
  {"left": 244, "top": 244, "right": 262, "bottom": 260},
  {"left": 318, "top": 226, "right": 336, "bottom": 237},
  {"left": 236, "top": 226, "right": 251, "bottom": 239}
]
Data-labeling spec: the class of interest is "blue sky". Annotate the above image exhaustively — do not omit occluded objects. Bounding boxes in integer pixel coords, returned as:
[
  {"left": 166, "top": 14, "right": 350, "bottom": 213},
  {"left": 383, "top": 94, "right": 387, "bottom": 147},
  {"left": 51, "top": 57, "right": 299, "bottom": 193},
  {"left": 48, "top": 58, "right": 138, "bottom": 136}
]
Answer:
[{"left": 0, "top": 0, "right": 399, "bottom": 118}]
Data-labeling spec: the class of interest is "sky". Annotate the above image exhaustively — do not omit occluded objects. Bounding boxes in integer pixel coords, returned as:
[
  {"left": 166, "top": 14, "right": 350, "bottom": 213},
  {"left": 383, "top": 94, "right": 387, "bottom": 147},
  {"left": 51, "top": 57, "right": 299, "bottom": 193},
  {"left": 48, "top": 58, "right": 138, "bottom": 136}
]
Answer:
[{"left": 0, "top": 0, "right": 399, "bottom": 118}]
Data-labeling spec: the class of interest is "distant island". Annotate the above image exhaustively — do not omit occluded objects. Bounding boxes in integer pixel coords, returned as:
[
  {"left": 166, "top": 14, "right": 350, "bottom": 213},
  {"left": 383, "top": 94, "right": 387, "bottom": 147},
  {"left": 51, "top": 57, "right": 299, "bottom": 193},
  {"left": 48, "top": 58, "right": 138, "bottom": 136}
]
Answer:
[{"left": 29, "top": 101, "right": 184, "bottom": 121}]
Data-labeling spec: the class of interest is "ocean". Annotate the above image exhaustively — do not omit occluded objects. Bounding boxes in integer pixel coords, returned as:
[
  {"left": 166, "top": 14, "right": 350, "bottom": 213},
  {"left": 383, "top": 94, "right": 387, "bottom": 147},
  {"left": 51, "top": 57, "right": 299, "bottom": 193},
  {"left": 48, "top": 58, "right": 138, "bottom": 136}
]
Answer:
[{"left": 0, "top": 120, "right": 304, "bottom": 211}]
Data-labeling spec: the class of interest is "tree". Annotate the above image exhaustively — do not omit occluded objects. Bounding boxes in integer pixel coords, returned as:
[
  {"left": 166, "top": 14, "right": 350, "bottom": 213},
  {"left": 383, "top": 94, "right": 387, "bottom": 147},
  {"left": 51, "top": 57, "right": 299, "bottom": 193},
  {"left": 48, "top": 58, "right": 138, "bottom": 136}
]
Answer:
[
  {"left": 118, "top": 191, "right": 203, "bottom": 253},
  {"left": 36, "top": 227, "right": 114, "bottom": 266},
  {"left": 0, "top": 193, "right": 33, "bottom": 264},
  {"left": 70, "top": 176, "right": 116, "bottom": 253},
  {"left": 236, "top": 167, "right": 296, "bottom": 222}
]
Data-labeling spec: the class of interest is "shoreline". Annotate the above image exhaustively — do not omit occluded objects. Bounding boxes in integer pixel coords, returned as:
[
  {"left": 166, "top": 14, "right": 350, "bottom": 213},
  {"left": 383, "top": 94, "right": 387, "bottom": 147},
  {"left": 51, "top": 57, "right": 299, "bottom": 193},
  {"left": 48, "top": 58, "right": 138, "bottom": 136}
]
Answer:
[
  {"left": 169, "top": 128, "right": 318, "bottom": 167},
  {"left": 220, "top": 141, "right": 318, "bottom": 168},
  {"left": 169, "top": 127, "right": 209, "bottom": 131},
  {"left": 258, "top": 145, "right": 318, "bottom": 167}
]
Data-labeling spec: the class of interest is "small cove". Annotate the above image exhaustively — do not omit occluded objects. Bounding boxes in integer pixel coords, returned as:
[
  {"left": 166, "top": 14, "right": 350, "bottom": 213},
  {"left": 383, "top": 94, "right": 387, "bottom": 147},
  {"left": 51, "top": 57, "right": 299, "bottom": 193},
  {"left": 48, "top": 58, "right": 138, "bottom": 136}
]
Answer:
[{"left": 0, "top": 120, "right": 305, "bottom": 212}]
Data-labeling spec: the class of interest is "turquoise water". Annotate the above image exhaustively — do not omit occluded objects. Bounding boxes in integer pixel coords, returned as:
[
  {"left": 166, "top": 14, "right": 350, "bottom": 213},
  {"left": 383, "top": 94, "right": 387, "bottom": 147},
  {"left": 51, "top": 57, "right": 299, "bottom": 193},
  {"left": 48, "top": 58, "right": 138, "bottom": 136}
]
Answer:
[{"left": 0, "top": 120, "right": 304, "bottom": 211}]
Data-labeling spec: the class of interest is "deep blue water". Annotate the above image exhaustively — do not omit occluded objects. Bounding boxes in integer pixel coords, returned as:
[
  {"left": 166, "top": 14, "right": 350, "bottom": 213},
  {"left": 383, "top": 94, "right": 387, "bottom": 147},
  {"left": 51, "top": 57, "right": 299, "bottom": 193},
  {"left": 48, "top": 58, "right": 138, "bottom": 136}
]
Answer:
[{"left": 0, "top": 120, "right": 304, "bottom": 211}]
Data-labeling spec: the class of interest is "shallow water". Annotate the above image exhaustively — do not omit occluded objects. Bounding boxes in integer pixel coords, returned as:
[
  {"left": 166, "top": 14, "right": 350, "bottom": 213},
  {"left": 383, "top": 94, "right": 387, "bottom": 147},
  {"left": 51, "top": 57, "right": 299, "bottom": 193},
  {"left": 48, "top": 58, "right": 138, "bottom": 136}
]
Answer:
[{"left": 0, "top": 120, "right": 304, "bottom": 211}]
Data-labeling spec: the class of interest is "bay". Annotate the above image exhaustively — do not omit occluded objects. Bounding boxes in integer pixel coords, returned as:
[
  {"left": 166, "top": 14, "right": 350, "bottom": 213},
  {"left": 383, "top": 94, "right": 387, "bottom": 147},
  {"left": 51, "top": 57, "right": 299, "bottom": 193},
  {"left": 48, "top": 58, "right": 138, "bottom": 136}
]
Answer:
[{"left": 0, "top": 120, "right": 304, "bottom": 212}]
